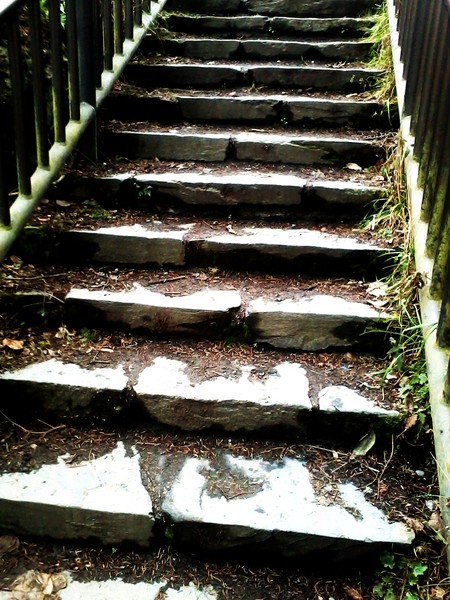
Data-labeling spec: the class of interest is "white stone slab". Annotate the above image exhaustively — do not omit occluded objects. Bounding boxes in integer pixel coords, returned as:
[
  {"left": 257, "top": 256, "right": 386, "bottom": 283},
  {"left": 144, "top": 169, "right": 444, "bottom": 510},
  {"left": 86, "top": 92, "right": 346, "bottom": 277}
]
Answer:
[
  {"left": 58, "top": 578, "right": 218, "bottom": 600},
  {"left": 66, "top": 287, "right": 242, "bottom": 335},
  {"left": 319, "top": 385, "right": 399, "bottom": 418},
  {"left": 0, "top": 359, "right": 128, "bottom": 416},
  {"left": 246, "top": 294, "right": 388, "bottom": 350},
  {"left": 134, "top": 358, "right": 311, "bottom": 430},
  {"left": 163, "top": 452, "right": 414, "bottom": 554},
  {"left": 69, "top": 225, "right": 186, "bottom": 265},
  {"left": 0, "top": 443, "right": 153, "bottom": 546},
  {"left": 201, "top": 228, "right": 380, "bottom": 251}
]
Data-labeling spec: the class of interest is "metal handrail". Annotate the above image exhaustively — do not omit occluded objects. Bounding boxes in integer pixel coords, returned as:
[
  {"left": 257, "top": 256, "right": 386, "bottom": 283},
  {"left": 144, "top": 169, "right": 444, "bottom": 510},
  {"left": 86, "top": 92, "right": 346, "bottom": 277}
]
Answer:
[
  {"left": 393, "top": 0, "right": 450, "bottom": 350},
  {"left": 0, "top": 0, "right": 166, "bottom": 260}
]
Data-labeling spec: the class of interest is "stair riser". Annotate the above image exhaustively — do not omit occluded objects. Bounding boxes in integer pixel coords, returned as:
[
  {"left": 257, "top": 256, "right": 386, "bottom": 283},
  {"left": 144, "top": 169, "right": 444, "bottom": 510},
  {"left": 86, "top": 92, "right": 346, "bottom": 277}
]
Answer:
[
  {"left": 104, "top": 94, "right": 393, "bottom": 129},
  {"left": 49, "top": 175, "right": 382, "bottom": 219},
  {"left": 64, "top": 291, "right": 389, "bottom": 350},
  {"left": 16, "top": 228, "right": 390, "bottom": 277},
  {"left": 125, "top": 64, "right": 380, "bottom": 91},
  {"left": 102, "top": 131, "right": 383, "bottom": 167},
  {"left": 166, "top": 15, "right": 374, "bottom": 38},
  {"left": 166, "top": 0, "right": 378, "bottom": 18},
  {"left": 141, "top": 38, "right": 372, "bottom": 61}
]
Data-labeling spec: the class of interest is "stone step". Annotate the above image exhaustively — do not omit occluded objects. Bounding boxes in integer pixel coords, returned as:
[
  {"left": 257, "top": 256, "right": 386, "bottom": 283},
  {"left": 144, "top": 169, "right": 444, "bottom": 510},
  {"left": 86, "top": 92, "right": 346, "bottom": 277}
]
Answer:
[
  {"left": 20, "top": 223, "right": 389, "bottom": 276},
  {"left": 104, "top": 91, "right": 392, "bottom": 129},
  {"left": 63, "top": 285, "right": 388, "bottom": 350},
  {"left": 141, "top": 37, "right": 372, "bottom": 61},
  {"left": 124, "top": 63, "right": 381, "bottom": 92},
  {"left": 165, "top": 0, "right": 378, "bottom": 18},
  {"left": 0, "top": 354, "right": 400, "bottom": 437},
  {"left": 101, "top": 129, "right": 383, "bottom": 167},
  {"left": 51, "top": 170, "right": 384, "bottom": 218},
  {"left": 0, "top": 435, "right": 414, "bottom": 560},
  {"left": 165, "top": 14, "right": 375, "bottom": 38}
]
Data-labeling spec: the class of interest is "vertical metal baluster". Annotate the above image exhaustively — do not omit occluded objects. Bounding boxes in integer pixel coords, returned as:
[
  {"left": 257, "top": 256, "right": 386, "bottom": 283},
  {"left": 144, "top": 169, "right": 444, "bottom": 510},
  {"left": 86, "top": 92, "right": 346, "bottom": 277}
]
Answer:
[
  {"left": 65, "top": 0, "right": 80, "bottom": 120},
  {"left": 28, "top": 0, "right": 50, "bottom": 168},
  {"left": 114, "top": 0, "right": 124, "bottom": 54},
  {"left": 134, "top": 0, "right": 143, "bottom": 26},
  {"left": 6, "top": 9, "right": 32, "bottom": 196},
  {"left": 103, "top": 0, "right": 114, "bottom": 70},
  {"left": 49, "top": 0, "right": 66, "bottom": 143},
  {"left": 0, "top": 135, "right": 10, "bottom": 226},
  {"left": 125, "top": 0, "right": 134, "bottom": 39}
]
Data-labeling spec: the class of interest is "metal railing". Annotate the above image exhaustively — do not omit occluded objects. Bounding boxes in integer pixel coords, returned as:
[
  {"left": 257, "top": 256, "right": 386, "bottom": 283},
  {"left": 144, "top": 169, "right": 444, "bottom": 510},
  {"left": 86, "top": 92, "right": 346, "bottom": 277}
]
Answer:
[
  {"left": 0, "top": 0, "right": 166, "bottom": 260},
  {"left": 393, "top": 0, "right": 450, "bottom": 351}
]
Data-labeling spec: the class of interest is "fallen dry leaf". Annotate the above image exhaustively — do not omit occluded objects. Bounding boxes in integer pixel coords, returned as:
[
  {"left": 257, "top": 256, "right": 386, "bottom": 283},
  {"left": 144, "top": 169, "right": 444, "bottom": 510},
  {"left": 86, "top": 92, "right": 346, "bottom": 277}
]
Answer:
[
  {"left": 55, "top": 199, "right": 71, "bottom": 208},
  {"left": 343, "top": 584, "right": 363, "bottom": 599},
  {"left": 431, "top": 587, "right": 447, "bottom": 599},
  {"left": 2, "top": 338, "right": 24, "bottom": 351},
  {"left": 405, "top": 517, "right": 424, "bottom": 533}
]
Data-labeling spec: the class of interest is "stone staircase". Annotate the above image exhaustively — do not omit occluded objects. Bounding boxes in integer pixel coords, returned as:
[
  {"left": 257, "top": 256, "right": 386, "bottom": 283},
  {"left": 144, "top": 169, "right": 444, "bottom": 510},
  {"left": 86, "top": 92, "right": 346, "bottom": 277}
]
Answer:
[{"left": 0, "top": 0, "right": 433, "bottom": 597}]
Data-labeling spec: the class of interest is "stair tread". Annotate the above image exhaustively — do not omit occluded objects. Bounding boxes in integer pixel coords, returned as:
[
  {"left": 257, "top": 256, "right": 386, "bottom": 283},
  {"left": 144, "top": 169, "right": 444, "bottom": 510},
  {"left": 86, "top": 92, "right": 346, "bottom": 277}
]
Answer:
[{"left": 0, "top": 430, "right": 414, "bottom": 557}]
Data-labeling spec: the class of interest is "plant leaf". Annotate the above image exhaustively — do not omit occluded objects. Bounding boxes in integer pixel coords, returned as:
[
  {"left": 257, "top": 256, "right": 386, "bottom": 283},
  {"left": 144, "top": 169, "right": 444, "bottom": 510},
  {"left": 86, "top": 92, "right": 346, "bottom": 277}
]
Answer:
[{"left": 351, "top": 430, "right": 376, "bottom": 457}]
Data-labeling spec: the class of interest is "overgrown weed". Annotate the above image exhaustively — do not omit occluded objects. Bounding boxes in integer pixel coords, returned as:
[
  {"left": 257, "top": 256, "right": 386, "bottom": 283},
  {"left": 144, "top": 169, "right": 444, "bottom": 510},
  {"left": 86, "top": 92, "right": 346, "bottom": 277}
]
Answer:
[{"left": 366, "top": 2, "right": 396, "bottom": 111}]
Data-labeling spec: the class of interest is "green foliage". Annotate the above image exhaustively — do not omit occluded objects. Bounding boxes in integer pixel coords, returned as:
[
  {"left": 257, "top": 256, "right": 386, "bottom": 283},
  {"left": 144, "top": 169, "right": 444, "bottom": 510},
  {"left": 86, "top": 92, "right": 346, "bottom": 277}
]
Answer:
[
  {"left": 362, "top": 142, "right": 429, "bottom": 428},
  {"left": 373, "top": 551, "right": 427, "bottom": 599},
  {"left": 366, "top": 2, "right": 396, "bottom": 108}
]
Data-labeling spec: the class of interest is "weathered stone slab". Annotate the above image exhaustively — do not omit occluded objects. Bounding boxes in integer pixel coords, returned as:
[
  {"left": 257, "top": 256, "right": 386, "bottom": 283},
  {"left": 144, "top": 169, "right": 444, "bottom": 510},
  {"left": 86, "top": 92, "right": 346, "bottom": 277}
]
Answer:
[
  {"left": 168, "top": 0, "right": 242, "bottom": 12},
  {"left": 0, "top": 359, "right": 128, "bottom": 418},
  {"left": 61, "top": 225, "right": 186, "bottom": 266},
  {"left": 250, "top": 65, "right": 381, "bottom": 91},
  {"left": 162, "top": 451, "right": 414, "bottom": 560},
  {"left": 102, "top": 131, "right": 229, "bottom": 162},
  {"left": 50, "top": 172, "right": 382, "bottom": 216},
  {"left": 0, "top": 443, "right": 153, "bottom": 546},
  {"left": 244, "top": 40, "right": 370, "bottom": 60},
  {"left": 145, "top": 38, "right": 371, "bottom": 61},
  {"left": 58, "top": 579, "right": 218, "bottom": 600},
  {"left": 318, "top": 385, "right": 398, "bottom": 419},
  {"left": 166, "top": 15, "right": 374, "bottom": 37},
  {"left": 134, "top": 358, "right": 311, "bottom": 431},
  {"left": 268, "top": 16, "right": 374, "bottom": 35},
  {"left": 234, "top": 132, "right": 379, "bottom": 166},
  {"left": 243, "top": 0, "right": 377, "bottom": 17},
  {"left": 187, "top": 227, "right": 386, "bottom": 274},
  {"left": 125, "top": 64, "right": 247, "bottom": 89},
  {"left": 167, "top": 15, "right": 269, "bottom": 33},
  {"left": 65, "top": 287, "right": 242, "bottom": 336},
  {"left": 245, "top": 295, "right": 389, "bottom": 350},
  {"left": 104, "top": 130, "right": 380, "bottom": 166},
  {"left": 125, "top": 63, "right": 381, "bottom": 92}
]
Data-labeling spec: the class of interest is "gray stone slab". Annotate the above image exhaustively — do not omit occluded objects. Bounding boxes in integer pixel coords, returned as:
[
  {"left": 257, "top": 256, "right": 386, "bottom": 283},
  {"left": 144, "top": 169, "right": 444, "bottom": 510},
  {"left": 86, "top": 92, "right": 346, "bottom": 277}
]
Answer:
[
  {"left": 65, "top": 286, "right": 242, "bottom": 336},
  {"left": 126, "top": 64, "right": 246, "bottom": 89},
  {"left": 318, "top": 385, "right": 398, "bottom": 419},
  {"left": 165, "top": 95, "right": 384, "bottom": 127},
  {"left": 134, "top": 358, "right": 311, "bottom": 432},
  {"left": 187, "top": 227, "right": 385, "bottom": 274},
  {"left": 62, "top": 225, "right": 186, "bottom": 266},
  {"left": 0, "top": 443, "right": 153, "bottom": 546},
  {"left": 243, "top": 0, "right": 376, "bottom": 17},
  {"left": 162, "top": 451, "right": 414, "bottom": 559},
  {"left": 166, "top": 15, "right": 374, "bottom": 37},
  {"left": 125, "top": 63, "right": 381, "bottom": 91},
  {"left": 233, "top": 132, "right": 378, "bottom": 166},
  {"left": 104, "top": 130, "right": 379, "bottom": 166},
  {"left": 134, "top": 173, "right": 381, "bottom": 215},
  {"left": 245, "top": 294, "right": 389, "bottom": 350},
  {"left": 0, "top": 359, "right": 128, "bottom": 418},
  {"left": 243, "top": 39, "right": 370, "bottom": 60},
  {"left": 153, "top": 39, "right": 370, "bottom": 61},
  {"left": 249, "top": 65, "right": 381, "bottom": 90},
  {"left": 103, "top": 131, "right": 229, "bottom": 162},
  {"left": 268, "top": 16, "right": 374, "bottom": 35}
]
